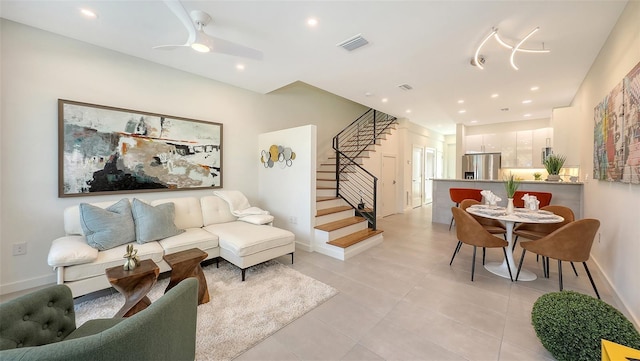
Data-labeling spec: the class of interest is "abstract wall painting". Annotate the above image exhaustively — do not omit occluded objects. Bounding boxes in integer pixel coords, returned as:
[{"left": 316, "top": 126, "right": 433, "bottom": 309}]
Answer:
[
  {"left": 622, "top": 61, "right": 640, "bottom": 184},
  {"left": 59, "top": 99, "right": 222, "bottom": 197},
  {"left": 593, "top": 61, "right": 640, "bottom": 184}
]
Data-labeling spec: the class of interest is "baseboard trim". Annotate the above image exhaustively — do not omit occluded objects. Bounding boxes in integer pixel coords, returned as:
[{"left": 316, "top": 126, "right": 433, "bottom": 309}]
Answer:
[
  {"left": 590, "top": 255, "right": 638, "bottom": 329},
  {"left": 0, "top": 273, "right": 57, "bottom": 296}
]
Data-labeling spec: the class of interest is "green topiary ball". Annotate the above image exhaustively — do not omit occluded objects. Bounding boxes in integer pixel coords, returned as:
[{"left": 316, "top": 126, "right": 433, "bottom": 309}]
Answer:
[{"left": 531, "top": 291, "right": 640, "bottom": 361}]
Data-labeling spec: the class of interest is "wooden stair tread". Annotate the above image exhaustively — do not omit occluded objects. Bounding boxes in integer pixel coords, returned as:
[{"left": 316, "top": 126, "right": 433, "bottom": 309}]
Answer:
[
  {"left": 317, "top": 186, "right": 336, "bottom": 190},
  {"left": 327, "top": 229, "right": 384, "bottom": 248},
  {"left": 317, "top": 196, "right": 339, "bottom": 202},
  {"left": 316, "top": 206, "right": 352, "bottom": 217},
  {"left": 315, "top": 216, "right": 366, "bottom": 232}
]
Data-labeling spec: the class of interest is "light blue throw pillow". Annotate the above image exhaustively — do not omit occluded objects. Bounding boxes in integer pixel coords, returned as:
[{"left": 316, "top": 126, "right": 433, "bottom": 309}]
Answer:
[
  {"left": 131, "top": 198, "right": 184, "bottom": 244},
  {"left": 79, "top": 198, "right": 136, "bottom": 251}
]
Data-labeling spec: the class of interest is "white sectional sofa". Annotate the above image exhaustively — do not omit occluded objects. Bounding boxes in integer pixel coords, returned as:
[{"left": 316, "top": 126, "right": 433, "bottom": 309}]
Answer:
[{"left": 47, "top": 194, "right": 295, "bottom": 297}]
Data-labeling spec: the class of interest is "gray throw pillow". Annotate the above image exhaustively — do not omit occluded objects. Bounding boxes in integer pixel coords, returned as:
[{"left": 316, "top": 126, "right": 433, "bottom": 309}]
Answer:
[
  {"left": 79, "top": 199, "right": 136, "bottom": 251},
  {"left": 131, "top": 198, "right": 184, "bottom": 244}
]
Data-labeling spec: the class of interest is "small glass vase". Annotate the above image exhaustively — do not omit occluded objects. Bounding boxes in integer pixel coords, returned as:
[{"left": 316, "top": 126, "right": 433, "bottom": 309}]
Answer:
[{"left": 506, "top": 198, "right": 515, "bottom": 214}]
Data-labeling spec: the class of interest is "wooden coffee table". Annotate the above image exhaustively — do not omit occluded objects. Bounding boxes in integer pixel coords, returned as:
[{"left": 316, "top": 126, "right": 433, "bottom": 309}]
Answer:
[
  {"left": 163, "top": 248, "right": 209, "bottom": 305},
  {"left": 105, "top": 259, "right": 159, "bottom": 317}
]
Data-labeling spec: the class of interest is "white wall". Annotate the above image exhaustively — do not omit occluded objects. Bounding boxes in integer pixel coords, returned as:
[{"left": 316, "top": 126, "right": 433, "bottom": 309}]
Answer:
[
  {"left": 0, "top": 20, "right": 367, "bottom": 293},
  {"left": 552, "top": 1, "right": 640, "bottom": 325},
  {"left": 397, "top": 119, "right": 445, "bottom": 212},
  {"left": 258, "top": 125, "right": 316, "bottom": 251}
]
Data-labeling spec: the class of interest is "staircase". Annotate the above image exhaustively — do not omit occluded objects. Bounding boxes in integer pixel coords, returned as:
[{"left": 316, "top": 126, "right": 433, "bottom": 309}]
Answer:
[{"left": 313, "top": 109, "right": 396, "bottom": 260}]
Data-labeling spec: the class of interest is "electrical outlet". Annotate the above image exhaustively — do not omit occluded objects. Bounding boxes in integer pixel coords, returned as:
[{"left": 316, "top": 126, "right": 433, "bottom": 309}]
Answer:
[
  {"left": 289, "top": 216, "right": 297, "bottom": 225},
  {"left": 598, "top": 232, "right": 601, "bottom": 243},
  {"left": 12, "top": 242, "right": 27, "bottom": 256}
]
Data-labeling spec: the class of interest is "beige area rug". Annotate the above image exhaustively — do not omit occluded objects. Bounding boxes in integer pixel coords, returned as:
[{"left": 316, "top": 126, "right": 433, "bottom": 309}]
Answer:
[{"left": 74, "top": 260, "right": 338, "bottom": 360}]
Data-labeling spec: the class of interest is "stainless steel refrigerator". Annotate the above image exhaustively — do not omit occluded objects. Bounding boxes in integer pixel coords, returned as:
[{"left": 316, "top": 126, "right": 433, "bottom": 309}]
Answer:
[{"left": 462, "top": 153, "right": 501, "bottom": 180}]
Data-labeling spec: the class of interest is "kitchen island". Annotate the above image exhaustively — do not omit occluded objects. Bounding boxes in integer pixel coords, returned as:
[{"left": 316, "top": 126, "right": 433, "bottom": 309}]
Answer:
[{"left": 432, "top": 179, "right": 584, "bottom": 224}]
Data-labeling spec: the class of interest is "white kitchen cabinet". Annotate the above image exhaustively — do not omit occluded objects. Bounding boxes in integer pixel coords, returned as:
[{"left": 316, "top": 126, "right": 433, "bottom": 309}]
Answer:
[
  {"left": 465, "top": 134, "right": 483, "bottom": 153},
  {"left": 501, "top": 131, "right": 517, "bottom": 167},
  {"left": 465, "top": 128, "right": 552, "bottom": 169},
  {"left": 516, "top": 130, "right": 533, "bottom": 167}
]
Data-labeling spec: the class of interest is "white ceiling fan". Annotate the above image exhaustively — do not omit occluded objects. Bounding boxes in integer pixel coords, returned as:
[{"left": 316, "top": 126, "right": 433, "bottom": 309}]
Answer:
[{"left": 153, "top": 0, "right": 263, "bottom": 60}]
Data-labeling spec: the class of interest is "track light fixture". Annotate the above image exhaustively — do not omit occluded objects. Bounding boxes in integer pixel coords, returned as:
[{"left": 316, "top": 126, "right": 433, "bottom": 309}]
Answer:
[{"left": 473, "top": 27, "right": 550, "bottom": 70}]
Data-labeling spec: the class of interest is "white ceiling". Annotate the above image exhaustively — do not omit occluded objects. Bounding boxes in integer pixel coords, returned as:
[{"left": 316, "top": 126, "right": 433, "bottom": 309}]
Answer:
[{"left": 0, "top": 1, "right": 627, "bottom": 134}]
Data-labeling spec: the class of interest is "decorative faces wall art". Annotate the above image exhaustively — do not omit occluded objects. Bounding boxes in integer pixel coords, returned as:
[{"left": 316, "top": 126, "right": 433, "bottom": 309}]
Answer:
[
  {"left": 59, "top": 99, "right": 223, "bottom": 197},
  {"left": 260, "top": 145, "right": 295, "bottom": 168}
]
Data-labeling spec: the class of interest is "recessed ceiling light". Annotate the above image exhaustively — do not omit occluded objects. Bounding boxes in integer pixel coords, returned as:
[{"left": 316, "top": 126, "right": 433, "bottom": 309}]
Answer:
[
  {"left": 458, "top": 110, "right": 466, "bottom": 114},
  {"left": 80, "top": 8, "right": 97, "bottom": 18},
  {"left": 524, "top": 113, "right": 532, "bottom": 117},
  {"left": 236, "top": 64, "right": 245, "bottom": 71},
  {"left": 457, "top": 100, "right": 464, "bottom": 104},
  {"left": 406, "top": 109, "right": 412, "bottom": 114},
  {"left": 381, "top": 98, "right": 388, "bottom": 103},
  {"left": 307, "top": 18, "right": 318, "bottom": 27},
  {"left": 491, "top": 93, "right": 499, "bottom": 98},
  {"left": 470, "top": 120, "right": 478, "bottom": 124},
  {"left": 522, "top": 99, "right": 532, "bottom": 104},
  {"left": 364, "top": 92, "right": 373, "bottom": 97},
  {"left": 530, "top": 86, "right": 539, "bottom": 91}
]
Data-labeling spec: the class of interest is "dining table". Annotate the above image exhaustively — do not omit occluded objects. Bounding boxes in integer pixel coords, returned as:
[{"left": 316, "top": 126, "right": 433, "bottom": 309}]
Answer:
[{"left": 466, "top": 204, "right": 564, "bottom": 281}]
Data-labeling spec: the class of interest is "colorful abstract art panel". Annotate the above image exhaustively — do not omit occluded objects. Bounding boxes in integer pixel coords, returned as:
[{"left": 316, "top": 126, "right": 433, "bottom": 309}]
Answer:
[
  {"left": 593, "top": 61, "right": 640, "bottom": 184},
  {"left": 59, "top": 100, "right": 223, "bottom": 197},
  {"left": 622, "top": 61, "right": 640, "bottom": 184}
]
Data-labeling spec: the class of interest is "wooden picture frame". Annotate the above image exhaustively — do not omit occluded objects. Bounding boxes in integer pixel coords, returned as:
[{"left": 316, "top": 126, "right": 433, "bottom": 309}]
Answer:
[{"left": 58, "top": 99, "right": 222, "bottom": 197}]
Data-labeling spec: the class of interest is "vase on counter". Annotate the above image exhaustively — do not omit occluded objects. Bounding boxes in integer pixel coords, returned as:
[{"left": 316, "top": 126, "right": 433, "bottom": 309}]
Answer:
[{"left": 506, "top": 198, "right": 515, "bottom": 214}]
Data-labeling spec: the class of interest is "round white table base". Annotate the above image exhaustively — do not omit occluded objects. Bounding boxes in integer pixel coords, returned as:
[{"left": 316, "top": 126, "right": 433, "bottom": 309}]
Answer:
[{"left": 484, "top": 261, "right": 537, "bottom": 281}]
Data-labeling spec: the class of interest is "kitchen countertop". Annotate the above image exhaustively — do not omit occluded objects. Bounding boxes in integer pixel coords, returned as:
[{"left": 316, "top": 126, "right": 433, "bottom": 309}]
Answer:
[
  {"left": 431, "top": 178, "right": 584, "bottom": 224},
  {"left": 433, "top": 178, "right": 584, "bottom": 185}
]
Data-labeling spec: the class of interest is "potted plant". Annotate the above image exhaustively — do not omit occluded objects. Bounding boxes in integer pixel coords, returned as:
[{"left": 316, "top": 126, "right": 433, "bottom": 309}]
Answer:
[
  {"left": 533, "top": 172, "right": 542, "bottom": 181},
  {"left": 504, "top": 173, "right": 519, "bottom": 214},
  {"left": 543, "top": 154, "right": 566, "bottom": 181}
]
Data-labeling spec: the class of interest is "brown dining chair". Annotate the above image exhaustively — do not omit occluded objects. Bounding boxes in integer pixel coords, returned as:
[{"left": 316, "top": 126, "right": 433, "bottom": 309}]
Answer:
[
  {"left": 513, "top": 205, "right": 578, "bottom": 277},
  {"left": 512, "top": 191, "right": 552, "bottom": 208},
  {"left": 450, "top": 207, "right": 513, "bottom": 282},
  {"left": 460, "top": 199, "right": 507, "bottom": 265},
  {"left": 449, "top": 188, "right": 482, "bottom": 230},
  {"left": 515, "top": 219, "right": 601, "bottom": 299}
]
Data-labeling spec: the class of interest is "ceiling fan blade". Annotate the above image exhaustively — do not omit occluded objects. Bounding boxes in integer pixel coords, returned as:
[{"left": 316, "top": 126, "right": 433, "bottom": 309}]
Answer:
[
  {"left": 160, "top": 0, "right": 196, "bottom": 45},
  {"left": 203, "top": 34, "right": 264, "bottom": 60},
  {"left": 152, "top": 44, "right": 190, "bottom": 51}
]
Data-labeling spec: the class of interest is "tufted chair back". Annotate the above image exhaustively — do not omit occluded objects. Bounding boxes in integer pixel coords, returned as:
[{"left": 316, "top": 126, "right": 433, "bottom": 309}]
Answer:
[{"left": 0, "top": 285, "right": 76, "bottom": 350}]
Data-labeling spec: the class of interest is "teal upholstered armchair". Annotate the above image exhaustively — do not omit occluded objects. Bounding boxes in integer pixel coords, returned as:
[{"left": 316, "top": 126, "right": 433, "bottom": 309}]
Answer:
[{"left": 0, "top": 278, "right": 198, "bottom": 361}]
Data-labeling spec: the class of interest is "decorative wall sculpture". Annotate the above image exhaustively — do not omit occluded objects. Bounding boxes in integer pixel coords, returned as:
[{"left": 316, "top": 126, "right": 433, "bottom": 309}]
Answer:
[
  {"left": 59, "top": 99, "right": 223, "bottom": 197},
  {"left": 593, "top": 61, "right": 640, "bottom": 184},
  {"left": 260, "top": 145, "right": 295, "bottom": 168}
]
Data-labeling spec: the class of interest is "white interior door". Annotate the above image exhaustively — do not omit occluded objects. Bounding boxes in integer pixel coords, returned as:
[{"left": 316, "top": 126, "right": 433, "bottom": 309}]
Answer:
[
  {"left": 381, "top": 154, "right": 397, "bottom": 217},
  {"left": 424, "top": 148, "right": 435, "bottom": 204},
  {"left": 412, "top": 146, "right": 423, "bottom": 208}
]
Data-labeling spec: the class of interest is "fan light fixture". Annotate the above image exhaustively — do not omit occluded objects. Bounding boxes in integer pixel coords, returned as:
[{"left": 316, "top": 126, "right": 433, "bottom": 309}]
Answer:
[{"left": 474, "top": 27, "right": 550, "bottom": 70}]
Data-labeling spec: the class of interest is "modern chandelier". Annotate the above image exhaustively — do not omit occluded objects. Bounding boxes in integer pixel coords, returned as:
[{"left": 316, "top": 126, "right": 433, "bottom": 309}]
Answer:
[{"left": 474, "top": 27, "right": 550, "bottom": 70}]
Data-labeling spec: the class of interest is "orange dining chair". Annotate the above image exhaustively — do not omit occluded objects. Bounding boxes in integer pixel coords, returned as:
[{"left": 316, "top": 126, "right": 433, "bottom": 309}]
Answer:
[
  {"left": 460, "top": 199, "right": 507, "bottom": 265},
  {"left": 513, "top": 205, "right": 578, "bottom": 277},
  {"left": 512, "top": 191, "right": 552, "bottom": 208},
  {"left": 450, "top": 207, "right": 513, "bottom": 282},
  {"left": 448, "top": 188, "right": 482, "bottom": 230},
  {"left": 515, "top": 218, "right": 601, "bottom": 299}
]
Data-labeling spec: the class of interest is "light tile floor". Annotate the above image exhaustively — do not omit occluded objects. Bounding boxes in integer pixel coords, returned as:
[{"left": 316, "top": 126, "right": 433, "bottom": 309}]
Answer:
[{"left": 237, "top": 205, "right": 624, "bottom": 361}]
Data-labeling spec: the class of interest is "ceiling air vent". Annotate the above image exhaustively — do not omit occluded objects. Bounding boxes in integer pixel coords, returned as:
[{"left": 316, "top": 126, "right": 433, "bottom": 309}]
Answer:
[
  {"left": 398, "top": 84, "right": 413, "bottom": 91},
  {"left": 337, "top": 34, "right": 369, "bottom": 51}
]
